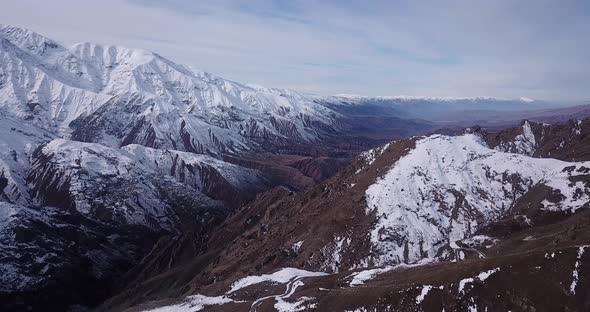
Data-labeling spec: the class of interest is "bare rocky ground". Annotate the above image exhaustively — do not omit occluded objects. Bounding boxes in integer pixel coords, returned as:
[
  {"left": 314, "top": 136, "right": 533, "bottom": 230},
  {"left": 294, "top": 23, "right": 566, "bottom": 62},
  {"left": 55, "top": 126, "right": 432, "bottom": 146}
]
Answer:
[
  {"left": 119, "top": 205, "right": 590, "bottom": 312},
  {"left": 95, "top": 118, "right": 590, "bottom": 312}
]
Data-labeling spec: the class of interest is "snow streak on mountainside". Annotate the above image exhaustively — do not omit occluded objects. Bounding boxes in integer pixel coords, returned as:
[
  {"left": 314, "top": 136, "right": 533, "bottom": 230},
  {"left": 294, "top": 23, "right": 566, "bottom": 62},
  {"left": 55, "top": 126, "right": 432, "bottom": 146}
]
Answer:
[
  {"left": 365, "top": 133, "right": 590, "bottom": 265},
  {"left": 0, "top": 116, "right": 55, "bottom": 205},
  {"left": 28, "top": 139, "right": 267, "bottom": 231},
  {"left": 0, "top": 24, "right": 338, "bottom": 155},
  {"left": 493, "top": 120, "right": 537, "bottom": 155}
]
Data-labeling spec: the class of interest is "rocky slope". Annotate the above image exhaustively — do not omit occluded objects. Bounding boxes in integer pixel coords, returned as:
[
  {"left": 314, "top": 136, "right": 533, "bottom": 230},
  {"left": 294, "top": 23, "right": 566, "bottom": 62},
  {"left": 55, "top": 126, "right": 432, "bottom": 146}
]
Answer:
[{"left": 109, "top": 118, "right": 590, "bottom": 312}]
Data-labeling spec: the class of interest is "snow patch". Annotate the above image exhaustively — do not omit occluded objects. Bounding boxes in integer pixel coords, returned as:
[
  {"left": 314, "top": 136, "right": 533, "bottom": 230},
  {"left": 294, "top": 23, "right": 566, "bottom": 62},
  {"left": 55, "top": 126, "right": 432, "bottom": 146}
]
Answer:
[
  {"left": 415, "top": 285, "right": 433, "bottom": 304},
  {"left": 495, "top": 121, "right": 537, "bottom": 156},
  {"left": 274, "top": 296, "right": 317, "bottom": 312},
  {"left": 228, "top": 268, "right": 327, "bottom": 293},
  {"left": 570, "top": 245, "right": 587, "bottom": 295},
  {"left": 458, "top": 268, "right": 500, "bottom": 293},
  {"left": 321, "top": 235, "right": 351, "bottom": 272},
  {"left": 142, "top": 295, "right": 237, "bottom": 312},
  {"left": 348, "top": 266, "right": 395, "bottom": 286},
  {"left": 291, "top": 240, "right": 304, "bottom": 254}
]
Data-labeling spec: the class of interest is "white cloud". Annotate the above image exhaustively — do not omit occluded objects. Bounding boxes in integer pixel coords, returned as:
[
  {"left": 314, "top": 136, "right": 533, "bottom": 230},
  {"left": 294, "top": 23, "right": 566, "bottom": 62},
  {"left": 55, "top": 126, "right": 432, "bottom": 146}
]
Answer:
[{"left": 1, "top": 0, "right": 588, "bottom": 101}]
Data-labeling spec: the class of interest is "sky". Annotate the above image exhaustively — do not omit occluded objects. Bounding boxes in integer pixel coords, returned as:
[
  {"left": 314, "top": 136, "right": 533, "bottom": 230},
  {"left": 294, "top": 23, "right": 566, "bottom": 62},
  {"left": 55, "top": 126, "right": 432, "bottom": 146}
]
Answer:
[{"left": 1, "top": 0, "right": 589, "bottom": 101}]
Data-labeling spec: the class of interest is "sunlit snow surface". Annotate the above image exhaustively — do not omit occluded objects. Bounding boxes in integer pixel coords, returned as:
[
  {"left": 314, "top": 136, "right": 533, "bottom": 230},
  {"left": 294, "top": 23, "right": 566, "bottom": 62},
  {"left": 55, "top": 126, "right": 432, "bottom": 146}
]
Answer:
[
  {"left": 229, "top": 267, "right": 328, "bottom": 293},
  {"left": 0, "top": 24, "right": 337, "bottom": 154},
  {"left": 348, "top": 266, "right": 395, "bottom": 286},
  {"left": 570, "top": 245, "right": 588, "bottom": 295},
  {"left": 458, "top": 268, "right": 500, "bottom": 293},
  {"left": 495, "top": 121, "right": 537, "bottom": 156},
  {"left": 366, "top": 133, "right": 590, "bottom": 265},
  {"left": 142, "top": 268, "right": 327, "bottom": 312},
  {"left": 142, "top": 295, "right": 237, "bottom": 312},
  {"left": 0, "top": 116, "right": 56, "bottom": 204}
]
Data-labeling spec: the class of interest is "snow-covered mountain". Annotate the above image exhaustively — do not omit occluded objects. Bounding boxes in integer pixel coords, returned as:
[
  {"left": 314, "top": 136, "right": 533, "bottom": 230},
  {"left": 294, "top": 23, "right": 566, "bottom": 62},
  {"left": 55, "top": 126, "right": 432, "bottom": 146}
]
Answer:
[
  {"left": 0, "top": 25, "right": 349, "bottom": 309},
  {"left": 364, "top": 130, "right": 589, "bottom": 266},
  {"left": 3, "top": 24, "right": 576, "bottom": 156},
  {"left": 0, "top": 24, "right": 340, "bottom": 155}
]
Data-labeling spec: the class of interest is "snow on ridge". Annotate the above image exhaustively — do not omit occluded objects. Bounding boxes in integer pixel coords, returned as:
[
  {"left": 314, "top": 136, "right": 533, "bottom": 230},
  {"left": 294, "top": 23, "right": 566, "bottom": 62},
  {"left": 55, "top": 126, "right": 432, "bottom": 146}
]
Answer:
[
  {"left": 416, "top": 285, "right": 434, "bottom": 304},
  {"left": 356, "top": 142, "right": 392, "bottom": 174},
  {"left": 122, "top": 144, "right": 265, "bottom": 189},
  {"left": 347, "top": 266, "right": 396, "bottom": 286},
  {"left": 458, "top": 268, "right": 500, "bottom": 293},
  {"left": 365, "top": 133, "right": 590, "bottom": 266},
  {"left": 495, "top": 120, "right": 537, "bottom": 156},
  {"left": 0, "top": 116, "right": 56, "bottom": 205},
  {"left": 30, "top": 139, "right": 267, "bottom": 230},
  {"left": 570, "top": 245, "right": 588, "bottom": 295},
  {"left": 0, "top": 24, "right": 61, "bottom": 56},
  {"left": 347, "top": 262, "right": 431, "bottom": 287},
  {"left": 360, "top": 143, "right": 391, "bottom": 166}
]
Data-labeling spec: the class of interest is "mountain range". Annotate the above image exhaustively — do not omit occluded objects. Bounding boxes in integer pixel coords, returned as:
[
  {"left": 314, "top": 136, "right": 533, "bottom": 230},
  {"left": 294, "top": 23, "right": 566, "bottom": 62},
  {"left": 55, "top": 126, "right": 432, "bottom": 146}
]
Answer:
[{"left": 1, "top": 25, "right": 589, "bottom": 311}]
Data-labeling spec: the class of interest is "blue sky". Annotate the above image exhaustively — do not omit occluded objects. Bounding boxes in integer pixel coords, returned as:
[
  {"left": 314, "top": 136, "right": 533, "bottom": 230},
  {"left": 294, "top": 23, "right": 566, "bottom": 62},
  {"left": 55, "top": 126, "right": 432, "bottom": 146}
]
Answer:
[{"left": 1, "top": 0, "right": 589, "bottom": 101}]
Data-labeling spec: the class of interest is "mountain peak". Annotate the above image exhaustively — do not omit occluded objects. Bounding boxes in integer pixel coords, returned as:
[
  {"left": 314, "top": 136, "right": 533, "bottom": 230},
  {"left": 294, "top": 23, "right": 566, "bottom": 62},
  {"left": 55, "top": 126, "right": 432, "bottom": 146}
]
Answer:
[
  {"left": 0, "top": 24, "right": 62, "bottom": 56},
  {"left": 69, "top": 41, "right": 159, "bottom": 66}
]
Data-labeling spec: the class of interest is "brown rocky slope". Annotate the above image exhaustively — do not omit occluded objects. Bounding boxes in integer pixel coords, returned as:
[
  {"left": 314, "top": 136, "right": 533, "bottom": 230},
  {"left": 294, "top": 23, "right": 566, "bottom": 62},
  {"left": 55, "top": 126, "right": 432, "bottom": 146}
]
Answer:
[{"left": 102, "top": 118, "right": 590, "bottom": 312}]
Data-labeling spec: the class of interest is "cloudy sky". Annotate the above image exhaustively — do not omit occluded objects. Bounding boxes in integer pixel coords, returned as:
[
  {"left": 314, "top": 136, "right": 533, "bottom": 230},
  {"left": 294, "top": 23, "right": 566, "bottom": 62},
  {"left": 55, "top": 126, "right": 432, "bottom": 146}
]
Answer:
[{"left": 1, "top": 0, "right": 589, "bottom": 101}]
